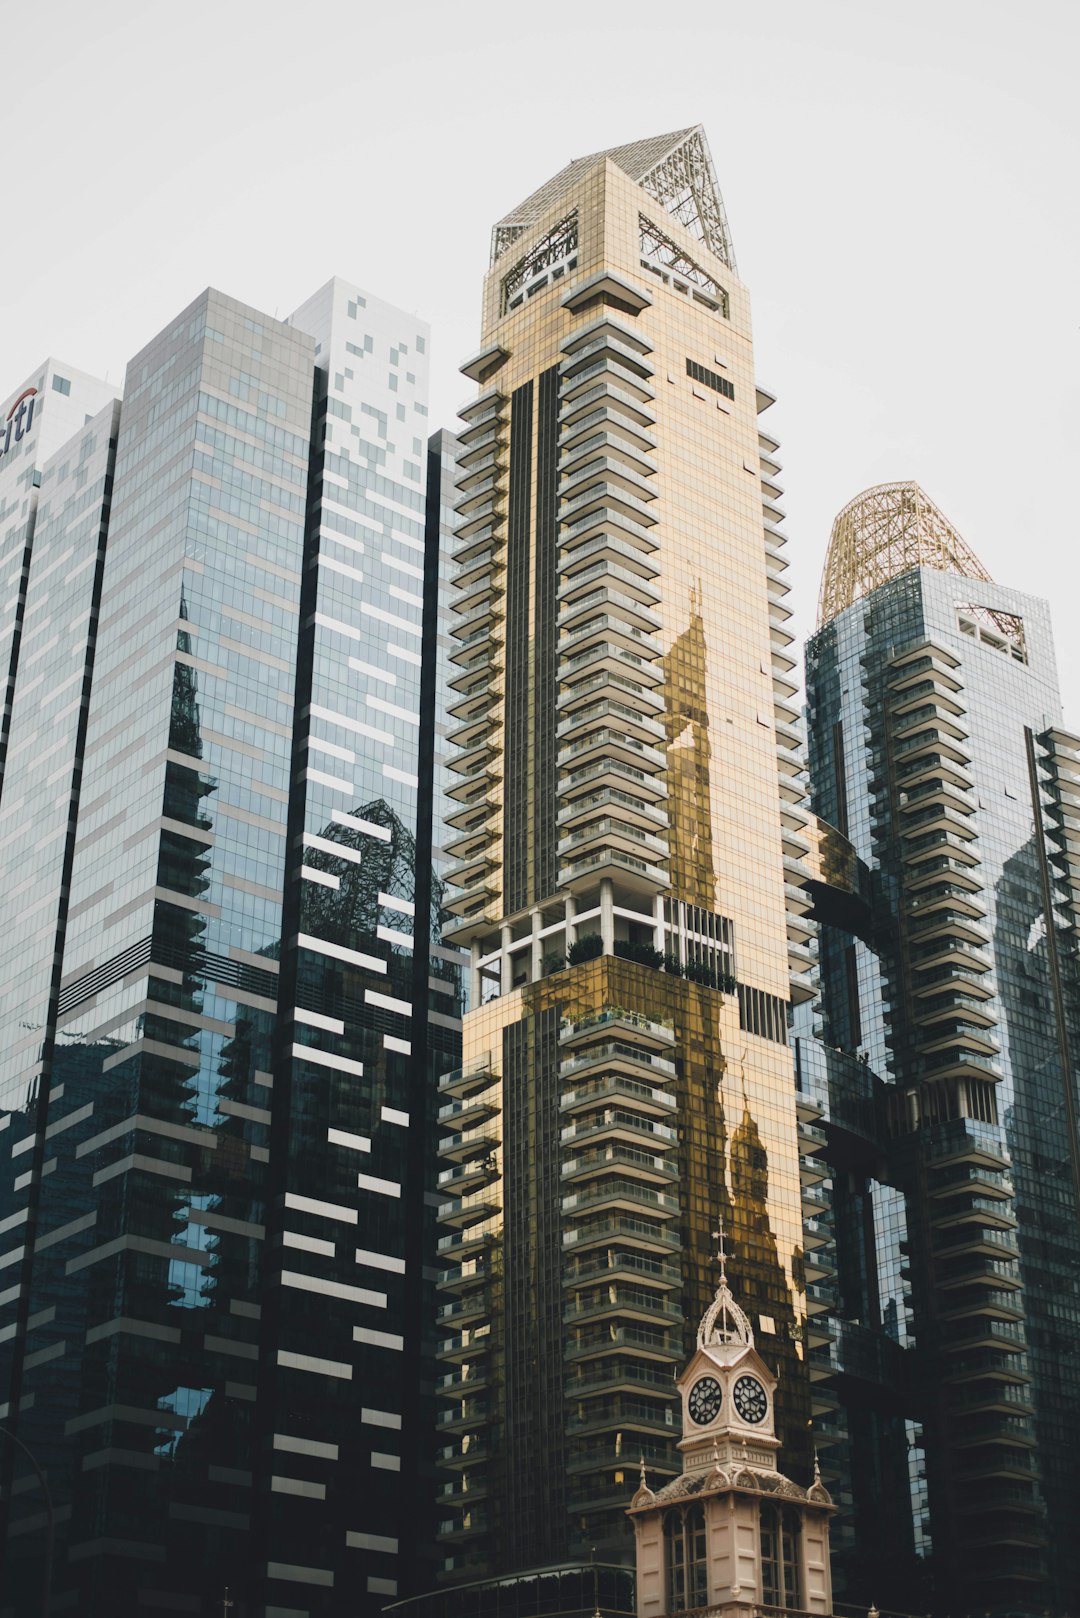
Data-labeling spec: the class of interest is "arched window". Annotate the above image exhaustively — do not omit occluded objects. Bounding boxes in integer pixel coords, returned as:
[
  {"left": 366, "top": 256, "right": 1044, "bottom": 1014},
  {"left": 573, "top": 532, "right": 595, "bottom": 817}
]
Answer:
[
  {"left": 759, "top": 1504, "right": 800, "bottom": 1608},
  {"left": 664, "top": 1503, "right": 708, "bottom": 1610}
]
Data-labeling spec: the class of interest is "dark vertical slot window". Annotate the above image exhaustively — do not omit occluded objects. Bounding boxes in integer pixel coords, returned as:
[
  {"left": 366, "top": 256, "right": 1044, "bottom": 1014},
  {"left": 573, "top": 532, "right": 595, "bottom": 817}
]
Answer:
[
  {"left": 831, "top": 719, "right": 849, "bottom": 836},
  {"left": 845, "top": 944, "right": 862, "bottom": 1047},
  {"left": 533, "top": 367, "right": 559, "bottom": 902},
  {"left": 503, "top": 382, "right": 533, "bottom": 915}
]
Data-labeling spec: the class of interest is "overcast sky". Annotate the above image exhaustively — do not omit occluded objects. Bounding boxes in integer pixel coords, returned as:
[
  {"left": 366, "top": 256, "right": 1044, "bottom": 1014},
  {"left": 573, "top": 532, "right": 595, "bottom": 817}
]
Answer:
[{"left": 4, "top": 0, "right": 1077, "bottom": 709}]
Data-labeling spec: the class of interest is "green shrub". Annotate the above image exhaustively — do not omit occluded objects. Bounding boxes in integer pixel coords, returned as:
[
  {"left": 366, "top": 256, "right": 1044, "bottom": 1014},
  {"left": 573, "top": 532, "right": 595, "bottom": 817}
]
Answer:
[{"left": 614, "top": 940, "right": 664, "bottom": 970}]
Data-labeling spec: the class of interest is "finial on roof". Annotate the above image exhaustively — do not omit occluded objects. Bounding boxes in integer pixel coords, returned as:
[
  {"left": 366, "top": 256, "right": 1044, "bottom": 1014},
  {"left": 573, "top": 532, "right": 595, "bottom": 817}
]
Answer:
[
  {"left": 813, "top": 1449, "right": 822, "bottom": 1485},
  {"left": 698, "top": 1216, "right": 753, "bottom": 1351},
  {"left": 639, "top": 1455, "right": 647, "bottom": 1489},
  {"left": 712, "top": 1219, "right": 729, "bottom": 1285}
]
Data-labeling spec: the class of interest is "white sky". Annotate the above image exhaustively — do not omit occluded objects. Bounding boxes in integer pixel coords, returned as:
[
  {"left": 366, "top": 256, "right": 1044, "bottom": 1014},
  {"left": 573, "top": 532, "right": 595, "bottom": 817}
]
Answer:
[{"left": 4, "top": 0, "right": 1078, "bottom": 710}]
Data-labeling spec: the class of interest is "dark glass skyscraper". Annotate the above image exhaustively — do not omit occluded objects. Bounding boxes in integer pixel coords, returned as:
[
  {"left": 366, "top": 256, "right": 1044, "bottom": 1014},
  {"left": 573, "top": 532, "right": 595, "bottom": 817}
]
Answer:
[
  {"left": 800, "top": 482, "right": 1080, "bottom": 1616},
  {"left": 0, "top": 283, "right": 446, "bottom": 1618}
]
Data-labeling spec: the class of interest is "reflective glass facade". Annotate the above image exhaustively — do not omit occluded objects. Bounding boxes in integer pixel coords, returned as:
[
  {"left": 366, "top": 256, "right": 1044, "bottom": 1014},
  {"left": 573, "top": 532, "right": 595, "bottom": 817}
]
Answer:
[
  {"left": 802, "top": 547, "right": 1080, "bottom": 1616},
  {"left": 0, "top": 284, "right": 444, "bottom": 1618},
  {"left": 438, "top": 129, "right": 814, "bottom": 1578}
]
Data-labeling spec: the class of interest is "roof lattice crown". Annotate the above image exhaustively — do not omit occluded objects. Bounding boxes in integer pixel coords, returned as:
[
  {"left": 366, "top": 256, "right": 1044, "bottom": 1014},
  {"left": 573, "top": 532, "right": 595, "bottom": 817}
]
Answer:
[
  {"left": 818, "top": 481, "right": 993, "bottom": 628},
  {"left": 490, "top": 125, "right": 736, "bottom": 272}
]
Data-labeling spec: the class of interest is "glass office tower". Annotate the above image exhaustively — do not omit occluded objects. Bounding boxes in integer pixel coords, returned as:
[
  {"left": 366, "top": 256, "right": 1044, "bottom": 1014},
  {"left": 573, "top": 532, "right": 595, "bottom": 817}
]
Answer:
[
  {"left": 438, "top": 127, "right": 815, "bottom": 1576},
  {"left": 801, "top": 481, "right": 1080, "bottom": 1616},
  {"left": 0, "top": 284, "right": 444, "bottom": 1618},
  {"left": 0, "top": 361, "right": 120, "bottom": 790}
]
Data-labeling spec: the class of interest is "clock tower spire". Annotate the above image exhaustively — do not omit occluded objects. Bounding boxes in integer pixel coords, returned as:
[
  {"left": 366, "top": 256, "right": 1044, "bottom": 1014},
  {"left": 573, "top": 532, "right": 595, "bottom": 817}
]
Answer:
[{"left": 627, "top": 1239, "right": 835, "bottom": 1616}]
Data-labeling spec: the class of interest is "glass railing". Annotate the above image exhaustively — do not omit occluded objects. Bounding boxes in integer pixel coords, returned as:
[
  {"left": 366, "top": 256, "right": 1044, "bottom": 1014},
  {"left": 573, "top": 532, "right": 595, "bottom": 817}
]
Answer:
[
  {"left": 560, "top": 1042, "right": 676, "bottom": 1077},
  {"left": 561, "top": 1008, "right": 673, "bottom": 1041},
  {"left": 561, "top": 1074, "right": 676, "bottom": 1112},
  {"left": 562, "top": 1179, "right": 679, "bottom": 1214}
]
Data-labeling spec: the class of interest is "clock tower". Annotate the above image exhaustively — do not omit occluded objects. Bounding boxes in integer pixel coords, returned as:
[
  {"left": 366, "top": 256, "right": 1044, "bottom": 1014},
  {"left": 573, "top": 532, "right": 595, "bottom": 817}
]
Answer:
[{"left": 627, "top": 1238, "right": 835, "bottom": 1617}]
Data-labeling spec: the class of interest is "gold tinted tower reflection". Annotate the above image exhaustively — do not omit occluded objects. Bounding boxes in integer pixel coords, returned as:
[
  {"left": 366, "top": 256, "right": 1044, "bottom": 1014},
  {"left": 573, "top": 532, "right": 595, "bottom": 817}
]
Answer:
[{"left": 439, "top": 127, "right": 813, "bottom": 1572}]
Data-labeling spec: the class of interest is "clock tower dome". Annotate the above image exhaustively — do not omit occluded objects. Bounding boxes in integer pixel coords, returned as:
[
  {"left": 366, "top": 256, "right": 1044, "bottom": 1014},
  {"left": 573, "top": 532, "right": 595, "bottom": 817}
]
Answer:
[{"left": 628, "top": 1236, "right": 835, "bottom": 1617}]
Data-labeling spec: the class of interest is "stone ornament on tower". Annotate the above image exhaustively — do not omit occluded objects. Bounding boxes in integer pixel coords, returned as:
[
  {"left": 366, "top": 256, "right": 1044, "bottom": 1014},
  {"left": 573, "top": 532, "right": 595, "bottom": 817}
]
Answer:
[{"left": 627, "top": 1219, "right": 835, "bottom": 1618}]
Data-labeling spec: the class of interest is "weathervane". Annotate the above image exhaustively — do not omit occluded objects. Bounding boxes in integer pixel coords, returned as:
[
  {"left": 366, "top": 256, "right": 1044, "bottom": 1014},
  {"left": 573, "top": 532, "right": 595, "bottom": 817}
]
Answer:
[{"left": 712, "top": 1217, "right": 729, "bottom": 1285}]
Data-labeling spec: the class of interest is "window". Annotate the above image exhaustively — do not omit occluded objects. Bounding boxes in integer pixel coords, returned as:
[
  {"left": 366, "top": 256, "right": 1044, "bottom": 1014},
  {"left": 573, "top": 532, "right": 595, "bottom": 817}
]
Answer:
[
  {"left": 686, "top": 358, "right": 734, "bottom": 401},
  {"left": 664, "top": 1503, "right": 708, "bottom": 1610},
  {"left": 52, "top": 374, "right": 71, "bottom": 395},
  {"left": 760, "top": 1505, "right": 800, "bottom": 1607}
]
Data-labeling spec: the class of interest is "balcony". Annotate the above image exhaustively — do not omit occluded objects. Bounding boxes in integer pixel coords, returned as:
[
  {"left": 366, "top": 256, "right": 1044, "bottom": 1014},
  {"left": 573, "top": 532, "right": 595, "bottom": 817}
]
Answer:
[
  {"left": 560, "top": 1042, "right": 676, "bottom": 1083},
  {"left": 439, "top": 1055, "right": 499, "bottom": 1101},
  {"left": 561, "top": 1178, "right": 679, "bottom": 1221},
  {"left": 438, "top": 1158, "right": 498, "bottom": 1198},
  {"left": 437, "top": 1293, "right": 490, "bottom": 1329},
  {"left": 439, "top": 1363, "right": 492, "bottom": 1396},
  {"left": 439, "top": 1187, "right": 502, "bottom": 1228},
  {"left": 438, "top": 1221, "right": 498, "bottom": 1262},
  {"left": 562, "top": 1145, "right": 677, "bottom": 1188},
  {"left": 561, "top": 638, "right": 663, "bottom": 688},
  {"left": 557, "top": 821, "right": 667, "bottom": 873},
  {"left": 442, "top": 877, "right": 498, "bottom": 921},
  {"left": 442, "top": 848, "right": 498, "bottom": 891},
  {"left": 448, "top": 625, "right": 502, "bottom": 669},
  {"left": 560, "top": 612, "right": 662, "bottom": 665},
  {"left": 435, "top": 1400, "right": 489, "bottom": 1430},
  {"left": 561, "top": 756, "right": 668, "bottom": 806},
  {"left": 560, "top": 1009, "right": 674, "bottom": 1049},
  {"left": 566, "top": 1357, "right": 680, "bottom": 1399},
  {"left": 564, "top": 1249, "right": 681, "bottom": 1290},
  {"left": 559, "top": 528, "right": 659, "bottom": 582},
  {"left": 437, "top": 1107, "right": 498, "bottom": 1153},
  {"left": 557, "top": 699, "right": 666, "bottom": 751},
  {"left": 560, "top": 454, "right": 658, "bottom": 511},
  {"left": 558, "top": 370, "right": 657, "bottom": 430},
  {"left": 437, "top": 1257, "right": 491, "bottom": 1294},
  {"left": 560, "top": 1073, "right": 676, "bottom": 1119},
  {"left": 558, "top": 585, "right": 661, "bottom": 639},
  {"left": 563, "top": 1288, "right": 683, "bottom": 1327},
  {"left": 558, "top": 786, "right": 669, "bottom": 835},
  {"left": 439, "top": 1324, "right": 493, "bottom": 1365},
  {"left": 559, "top": 847, "right": 670, "bottom": 896},
  {"left": 558, "top": 667, "right": 664, "bottom": 718},
  {"left": 564, "top": 1323, "right": 678, "bottom": 1364},
  {"left": 560, "top": 353, "right": 655, "bottom": 406},
  {"left": 562, "top": 1214, "right": 680, "bottom": 1256},
  {"left": 560, "top": 422, "right": 657, "bottom": 476},
  {"left": 933, "top": 1225, "right": 1019, "bottom": 1261}
]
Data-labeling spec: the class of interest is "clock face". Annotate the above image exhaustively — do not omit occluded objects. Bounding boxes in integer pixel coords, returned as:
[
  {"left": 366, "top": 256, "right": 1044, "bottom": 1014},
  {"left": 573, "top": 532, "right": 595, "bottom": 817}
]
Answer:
[
  {"left": 732, "top": 1374, "right": 768, "bottom": 1425},
  {"left": 687, "top": 1375, "right": 723, "bottom": 1426}
]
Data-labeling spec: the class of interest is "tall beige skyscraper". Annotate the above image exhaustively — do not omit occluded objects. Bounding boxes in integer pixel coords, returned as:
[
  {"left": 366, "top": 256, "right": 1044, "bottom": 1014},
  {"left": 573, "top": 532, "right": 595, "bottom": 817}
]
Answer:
[{"left": 438, "top": 128, "right": 818, "bottom": 1574}]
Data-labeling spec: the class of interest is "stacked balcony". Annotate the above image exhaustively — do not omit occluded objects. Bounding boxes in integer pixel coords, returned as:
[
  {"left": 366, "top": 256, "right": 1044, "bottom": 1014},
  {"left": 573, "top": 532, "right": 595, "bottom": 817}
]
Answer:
[
  {"left": 436, "top": 1052, "right": 502, "bottom": 1549},
  {"left": 1036, "top": 727, "right": 1080, "bottom": 928},
  {"left": 557, "top": 320, "right": 669, "bottom": 921},
  {"left": 919, "top": 1133, "right": 1042, "bottom": 1563},
  {"left": 559, "top": 1006, "right": 681, "bottom": 1514},
  {"left": 759, "top": 428, "right": 816, "bottom": 1006},
  {"left": 796, "top": 1097, "right": 837, "bottom": 1354},
  {"left": 444, "top": 389, "right": 509, "bottom": 947},
  {"left": 886, "top": 645, "right": 1002, "bottom": 1123}
]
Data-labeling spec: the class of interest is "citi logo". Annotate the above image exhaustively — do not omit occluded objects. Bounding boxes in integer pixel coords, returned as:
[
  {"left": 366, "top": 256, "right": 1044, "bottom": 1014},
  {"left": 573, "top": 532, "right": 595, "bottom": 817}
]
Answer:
[{"left": 0, "top": 388, "right": 38, "bottom": 461}]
